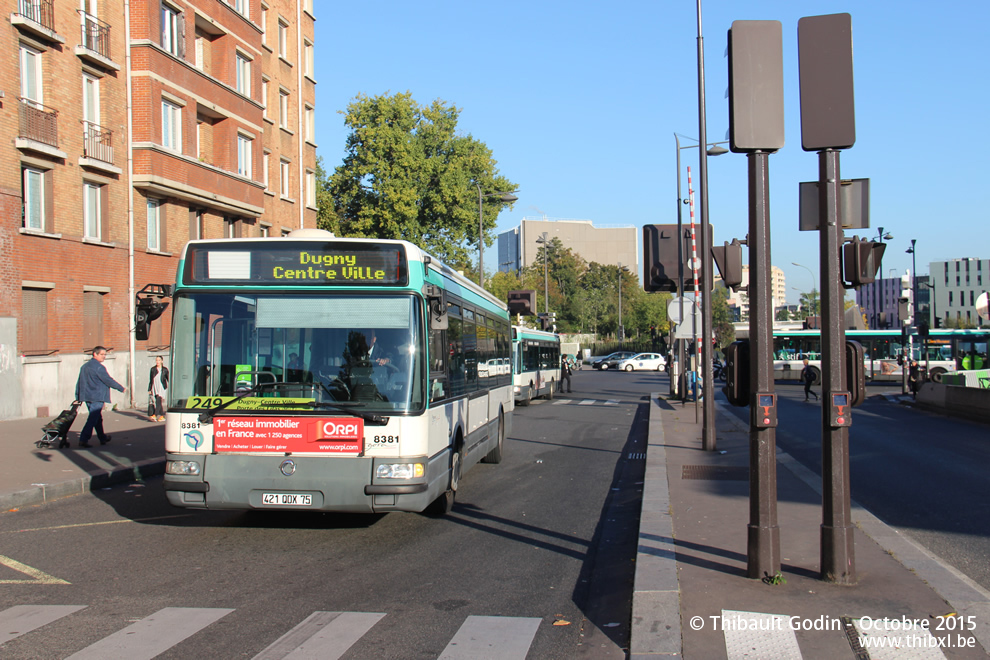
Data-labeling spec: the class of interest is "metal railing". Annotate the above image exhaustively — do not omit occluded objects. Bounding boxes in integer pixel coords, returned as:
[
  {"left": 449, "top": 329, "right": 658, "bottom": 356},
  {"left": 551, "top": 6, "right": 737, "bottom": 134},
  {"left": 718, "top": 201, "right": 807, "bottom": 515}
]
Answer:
[
  {"left": 16, "top": 0, "right": 55, "bottom": 32},
  {"left": 78, "top": 10, "right": 112, "bottom": 60},
  {"left": 19, "top": 98, "right": 59, "bottom": 148},
  {"left": 81, "top": 120, "right": 113, "bottom": 163}
]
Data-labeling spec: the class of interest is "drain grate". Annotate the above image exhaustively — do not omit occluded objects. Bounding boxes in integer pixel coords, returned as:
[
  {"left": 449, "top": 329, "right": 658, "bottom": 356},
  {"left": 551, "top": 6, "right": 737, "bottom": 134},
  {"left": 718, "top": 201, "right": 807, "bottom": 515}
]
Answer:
[{"left": 681, "top": 465, "right": 749, "bottom": 481}]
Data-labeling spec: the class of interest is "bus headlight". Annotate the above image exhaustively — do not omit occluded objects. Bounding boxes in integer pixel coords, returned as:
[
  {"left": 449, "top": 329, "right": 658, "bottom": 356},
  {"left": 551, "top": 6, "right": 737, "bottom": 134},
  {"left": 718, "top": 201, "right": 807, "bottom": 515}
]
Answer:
[
  {"left": 376, "top": 463, "right": 425, "bottom": 479},
  {"left": 166, "top": 460, "right": 202, "bottom": 476}
]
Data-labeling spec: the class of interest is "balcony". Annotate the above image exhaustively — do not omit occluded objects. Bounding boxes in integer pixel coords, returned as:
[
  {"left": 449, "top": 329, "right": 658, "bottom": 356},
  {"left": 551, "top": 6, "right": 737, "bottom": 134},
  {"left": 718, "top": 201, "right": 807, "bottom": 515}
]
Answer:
[
  {"left": 75, "top": 10, "right": 119, "bottom": 71},
  {"left": 16, "top": 98, "right": 65, "bottom": 158},
  {"left": 11, "top": 0, "right": 64, "bottom": 44},
  {"left": 79, "top": 120, "right": 121, "bottom": 174}
]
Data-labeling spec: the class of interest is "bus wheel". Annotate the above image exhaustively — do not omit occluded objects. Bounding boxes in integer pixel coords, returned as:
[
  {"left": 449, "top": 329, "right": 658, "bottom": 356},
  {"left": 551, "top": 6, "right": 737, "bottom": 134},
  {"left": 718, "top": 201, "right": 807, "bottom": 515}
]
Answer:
[
  {"left": 482, "top": 410, "right": 504, "bottom": 464},
  {"left": 520, "top": 385, "right": 532, "bottom": 406},
  {"left": 929, "top": 367, "right": 946, "bottom": 383},
  {"left": 427, "top": 444, "right": 462, "bottom": 515},
  {"left": 546, "top": 380, "right": 554, "bottom": 400}
]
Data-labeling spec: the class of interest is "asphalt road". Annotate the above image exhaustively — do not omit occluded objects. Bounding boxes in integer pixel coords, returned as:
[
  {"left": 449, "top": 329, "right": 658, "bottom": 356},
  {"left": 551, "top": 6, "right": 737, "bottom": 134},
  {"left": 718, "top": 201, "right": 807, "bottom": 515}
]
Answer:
[
  {"left": 0, "top": 369, "right": 656, "bottom": 659},
  {"left": 720, "top": 381, "right": 990, "bottom": 594}
]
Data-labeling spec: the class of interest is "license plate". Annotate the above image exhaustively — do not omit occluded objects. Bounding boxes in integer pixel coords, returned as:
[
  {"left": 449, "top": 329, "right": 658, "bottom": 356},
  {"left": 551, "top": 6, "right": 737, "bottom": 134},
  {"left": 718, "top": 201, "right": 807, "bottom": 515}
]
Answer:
[{"left": 261, "top": 493, "right": 312, "bottom": 506}]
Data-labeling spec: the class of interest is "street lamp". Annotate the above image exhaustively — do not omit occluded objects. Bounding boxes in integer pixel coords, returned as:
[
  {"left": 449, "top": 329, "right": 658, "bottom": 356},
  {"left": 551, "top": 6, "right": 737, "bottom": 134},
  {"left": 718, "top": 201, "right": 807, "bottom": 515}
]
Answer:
[
  {"left": 475, "top": 185, "right": 518, "bottom": 288},
  {"left": 535, "top": 232, "right": 550, "bottom": 315},
  {"left": 617, "top": 262, "right": 629, "bottom": 345},
  {"left": 906, "top": 239, "right": 918, "bottom": 327},
  {"left": 674, "top": 133, "right": 728, "bottom": 400},
  {"left": 791, "top": 262, "right": 819, "bottom": 318},
  {"left": 875, "top": 227, "right": 894, "bottom": 327}
]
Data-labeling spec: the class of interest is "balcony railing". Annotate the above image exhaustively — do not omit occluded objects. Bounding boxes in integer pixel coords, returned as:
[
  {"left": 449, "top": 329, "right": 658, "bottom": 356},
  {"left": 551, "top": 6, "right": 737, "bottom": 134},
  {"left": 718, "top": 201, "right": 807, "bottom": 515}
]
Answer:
[
  {"left": 81, "top": 120, "right": 113, "bottom": 164},
  {"left": 16, "top": 0, "right": 55, "bottom": 32},
  {"left": 19, "top": 98, "right": 59, "bottom": 148},
  {"left": 78, "top": 10, "right": 111, "bottom": 60}
]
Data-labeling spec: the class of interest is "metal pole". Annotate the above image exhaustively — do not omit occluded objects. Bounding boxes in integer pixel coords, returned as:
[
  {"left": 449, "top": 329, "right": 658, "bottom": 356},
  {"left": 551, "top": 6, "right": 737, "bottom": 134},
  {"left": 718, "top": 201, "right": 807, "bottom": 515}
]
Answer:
[
  {"left": 675, "top": 134, "right": 686, "bottom": 401},
  {"left": 911, "top": 240, "right": 918, "bottom": 327},
  {"left": 618, "top": 263, "right": 623, "bottom": 346},
  {"left": 747, "top": 150, "right": 780, "bottom": 579},
  {"left": 542, "top": 232, "right": 549, "bottom": 314},
  {"left": 819, "top": 148, "right": 856, "bottom": 584},
  {"left": 477, "top": 184, "right": 484, "bottom": 288},
  {"left": 696, "top": 0, "right": 715, "bottom": 451}
]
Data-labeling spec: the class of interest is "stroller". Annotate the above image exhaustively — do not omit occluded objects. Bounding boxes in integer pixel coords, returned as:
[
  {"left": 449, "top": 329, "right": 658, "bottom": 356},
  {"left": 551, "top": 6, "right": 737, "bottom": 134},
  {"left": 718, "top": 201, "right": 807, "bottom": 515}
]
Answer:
[{"left": 37, "top": 401, "right": 82, "bottom": 449}]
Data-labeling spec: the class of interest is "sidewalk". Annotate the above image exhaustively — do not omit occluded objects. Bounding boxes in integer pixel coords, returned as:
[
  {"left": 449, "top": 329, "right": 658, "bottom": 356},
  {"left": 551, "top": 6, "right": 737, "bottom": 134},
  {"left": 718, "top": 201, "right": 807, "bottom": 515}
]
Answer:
[
  {"left": 0, "top": 408, "right": 166, "bottom": 511},
  {"left": 632, "top": 393, "right": 990, "bottom": 658}
]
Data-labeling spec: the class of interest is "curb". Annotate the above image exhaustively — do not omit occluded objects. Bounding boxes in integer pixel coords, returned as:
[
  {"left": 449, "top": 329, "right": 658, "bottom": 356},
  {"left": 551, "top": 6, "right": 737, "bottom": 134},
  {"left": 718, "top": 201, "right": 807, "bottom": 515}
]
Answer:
[{"left": 0, "top": 458, "right": 166, "bottom": 512}]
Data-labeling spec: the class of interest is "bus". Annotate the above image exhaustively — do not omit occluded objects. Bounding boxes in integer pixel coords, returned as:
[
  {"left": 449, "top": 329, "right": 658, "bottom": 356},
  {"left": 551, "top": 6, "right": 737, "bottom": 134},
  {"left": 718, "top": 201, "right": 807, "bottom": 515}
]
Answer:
[
  {"left": 771, "top": 328, "right": 989, "bottom": 383},
  {"left": 161, "top": 229, "right": 512, "bottom": 515},
  {"left": 512, "top": 326, "right": 561, "bottom": 405}
]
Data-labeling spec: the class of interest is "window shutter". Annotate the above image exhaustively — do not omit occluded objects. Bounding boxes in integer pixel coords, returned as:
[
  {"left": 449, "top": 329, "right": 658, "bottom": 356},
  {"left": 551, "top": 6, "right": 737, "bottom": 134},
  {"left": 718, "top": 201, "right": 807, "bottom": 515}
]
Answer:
[
  {"left": 44, "top": 169, "right": 54, "bottom": 233},
  {"left": 22, "top": 289, "right": 48, "bottom": 352},
  {"left": 178, "top": 10, "right": 186, "bottom": 60}
]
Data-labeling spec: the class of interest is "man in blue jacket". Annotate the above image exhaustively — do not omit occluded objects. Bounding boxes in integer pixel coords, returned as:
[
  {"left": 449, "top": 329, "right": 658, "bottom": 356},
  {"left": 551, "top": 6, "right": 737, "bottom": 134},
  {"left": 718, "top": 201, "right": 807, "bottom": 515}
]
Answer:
[{"left": 74, "top": 346, "right": 126, "bottom": 448}]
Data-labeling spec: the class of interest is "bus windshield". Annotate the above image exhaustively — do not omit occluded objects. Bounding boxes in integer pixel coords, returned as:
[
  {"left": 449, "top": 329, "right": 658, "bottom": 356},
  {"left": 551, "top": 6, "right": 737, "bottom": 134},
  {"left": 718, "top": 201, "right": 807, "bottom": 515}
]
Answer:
[{"left": 169, "top": 292, "right": 424, "bottom": 413}]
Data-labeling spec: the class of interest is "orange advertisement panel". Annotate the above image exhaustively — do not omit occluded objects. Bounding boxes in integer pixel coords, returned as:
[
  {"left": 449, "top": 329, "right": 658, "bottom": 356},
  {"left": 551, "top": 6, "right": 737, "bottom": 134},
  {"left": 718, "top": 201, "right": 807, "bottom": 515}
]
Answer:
[{"left": 213, "top": 417, "right": 363, "bottom": 454}]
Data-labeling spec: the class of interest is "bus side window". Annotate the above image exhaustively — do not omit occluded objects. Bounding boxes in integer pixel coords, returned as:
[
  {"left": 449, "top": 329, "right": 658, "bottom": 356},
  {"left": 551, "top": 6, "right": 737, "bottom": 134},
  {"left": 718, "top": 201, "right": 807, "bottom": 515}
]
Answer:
[{"left": 429, "top": 326, "right": 447, "bottom": 402}]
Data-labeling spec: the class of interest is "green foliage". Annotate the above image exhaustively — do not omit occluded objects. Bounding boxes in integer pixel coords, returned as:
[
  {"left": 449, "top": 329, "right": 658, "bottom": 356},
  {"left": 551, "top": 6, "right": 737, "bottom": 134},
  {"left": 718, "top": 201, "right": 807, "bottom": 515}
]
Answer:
[{"left": 321, "top": 92, "right": 517, "bottom": 265}]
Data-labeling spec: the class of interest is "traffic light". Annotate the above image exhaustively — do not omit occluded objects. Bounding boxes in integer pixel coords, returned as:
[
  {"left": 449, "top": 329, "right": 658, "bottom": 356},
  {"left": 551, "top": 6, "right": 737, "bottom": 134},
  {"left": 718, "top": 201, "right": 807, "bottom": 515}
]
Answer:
[
  {"left": 845, "top": 340, "right": 866, "bottom": 407},
  {"left": 934, "top": 317, "right": 942, "bottom": 328},
  {"left": 643, "top": 224, "right": 687, "bottom": 292},
  {"left": 507, "top": 290, "right": 536, "bottom": 316},
  {"left": 723, "top": 340, "right": 750, "bottom": 407},
  {"left": 711, "top": 239, "right": 745, "bottom": 290},
  {"left": 919, "top": 321, "right": 930, "bottom": 337},
  {"left": 842, "top": 236, "right": 885, "bottom": 288}
]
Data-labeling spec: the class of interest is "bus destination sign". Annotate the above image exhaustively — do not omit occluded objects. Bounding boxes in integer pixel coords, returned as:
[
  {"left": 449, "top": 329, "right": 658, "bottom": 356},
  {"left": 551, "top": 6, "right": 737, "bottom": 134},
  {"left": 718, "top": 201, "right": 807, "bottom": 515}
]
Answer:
[{"left": 184, "top": 242, "right": 408, "bottom": 286}]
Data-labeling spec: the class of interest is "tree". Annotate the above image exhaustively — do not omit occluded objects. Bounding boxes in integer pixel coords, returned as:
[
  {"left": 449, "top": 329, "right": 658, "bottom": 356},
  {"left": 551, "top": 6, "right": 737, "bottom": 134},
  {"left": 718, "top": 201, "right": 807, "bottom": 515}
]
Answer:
[
  {"left": 322, "top": 92, "right": 517, "bottom": 264},
  {"left": 711, "top": 284, "right": 735, "bottom": 349},
  {"left": 799, "top": 290, "right": 821, "bottom": 317}
]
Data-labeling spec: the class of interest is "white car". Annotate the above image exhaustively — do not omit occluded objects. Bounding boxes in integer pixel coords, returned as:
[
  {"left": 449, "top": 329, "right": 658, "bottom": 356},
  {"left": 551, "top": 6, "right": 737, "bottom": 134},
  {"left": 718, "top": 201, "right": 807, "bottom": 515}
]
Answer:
[{"left": 617, "top": 352, "right": 666, "bottom": 372}]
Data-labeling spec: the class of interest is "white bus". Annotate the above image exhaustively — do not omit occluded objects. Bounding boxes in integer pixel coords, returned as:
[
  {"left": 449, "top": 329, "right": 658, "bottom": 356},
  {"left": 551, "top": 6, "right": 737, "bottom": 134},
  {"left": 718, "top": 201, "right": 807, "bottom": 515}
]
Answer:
[
  {"left": 512, "top": 326, "right": 561, "bottom": 405},
  {"left": 161, "top": 230, "right": 512, "bottom": 515}
]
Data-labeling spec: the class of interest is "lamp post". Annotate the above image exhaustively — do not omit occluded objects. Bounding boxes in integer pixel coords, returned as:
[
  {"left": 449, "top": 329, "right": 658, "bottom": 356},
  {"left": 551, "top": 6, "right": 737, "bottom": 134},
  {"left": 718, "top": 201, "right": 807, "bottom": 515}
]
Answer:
[
  {"left": 874, "top": 227, "right": 894, "bottom": 327},
  {"left": 674, "top": 133, "right": 728, "bottom": 400},
  {"left": 791, "top": 262, "right": 819, "bottom": 319},
  {"left": 617, "top": 262, "right": 629, "bottom": 345},
  {"left": 536, "top": 232, "right": 550, "bottom": 314},
  {"left": 475, "top": 185, "right": 518, "bottom": 288},
  {"left": 906, "top": 239, "right": 918, "bottom": 327}
]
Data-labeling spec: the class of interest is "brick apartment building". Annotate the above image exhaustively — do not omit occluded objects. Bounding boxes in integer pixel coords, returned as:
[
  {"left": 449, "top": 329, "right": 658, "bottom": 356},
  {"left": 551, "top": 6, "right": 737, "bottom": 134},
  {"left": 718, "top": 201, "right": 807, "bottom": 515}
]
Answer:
[{"left": 0, "top": 0, "right": 316, "bottom": 420}]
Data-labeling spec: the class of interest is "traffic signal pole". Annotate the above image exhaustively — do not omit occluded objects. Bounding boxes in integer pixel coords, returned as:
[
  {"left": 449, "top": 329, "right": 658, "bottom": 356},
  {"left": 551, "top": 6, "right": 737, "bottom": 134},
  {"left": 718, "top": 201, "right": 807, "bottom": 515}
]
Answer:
[
  {"left": 818, "top": 148, "right": 856, "bottom": 584},
  {"left": 746, "top": 151, "right": 781, "bottom": 579}
]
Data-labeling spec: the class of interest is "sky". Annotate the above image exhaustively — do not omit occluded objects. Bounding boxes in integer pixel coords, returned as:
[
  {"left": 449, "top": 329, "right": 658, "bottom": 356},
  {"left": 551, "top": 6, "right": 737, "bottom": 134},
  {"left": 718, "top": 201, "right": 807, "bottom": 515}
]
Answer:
[{"left": 313, "top": 1, "right": 990, "bottom": 305}]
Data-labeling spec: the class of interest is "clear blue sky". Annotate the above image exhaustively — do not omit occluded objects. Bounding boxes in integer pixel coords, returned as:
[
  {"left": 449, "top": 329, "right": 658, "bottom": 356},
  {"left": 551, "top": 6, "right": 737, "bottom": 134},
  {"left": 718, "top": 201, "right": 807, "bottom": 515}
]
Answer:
[{"left": 314, "top": 1, "right": 989, "bottom": 304}]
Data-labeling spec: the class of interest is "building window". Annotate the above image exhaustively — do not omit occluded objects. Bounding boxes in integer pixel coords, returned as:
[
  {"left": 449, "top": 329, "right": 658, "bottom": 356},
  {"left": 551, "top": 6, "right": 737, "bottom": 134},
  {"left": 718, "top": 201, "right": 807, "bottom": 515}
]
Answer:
[
  {"left": 237, "top": 134, "right": 252, "bottom": 178},
  {"left": 83, "top": 182, "right": 103, "bottom": 240},
  {"left": 278, "top": 19, "right": 288, "bottom": 59},
  {"left": 263, "top": 151, "right": 270, "bottom": 190},
  {"left": 22, "top": 166, "right": 46, "bottom": 231},
  {"left": 949, "top": 291, "right": 953, "bottom": 306},
  {"left": 162, "top": 100, "right": 182, "bottom": 151},
  {"left": 260, "top": 5, "right": 268, "bottom": 45},
  {"left": 161, "top": 3, "right": 181, "bottom": 57},
  {"left": 280, "top": 159, "right": 290, "bottom": 197},
  {"left": 304, "top": 105, "right": 315, "bottom": 142},
  {"left": 22, "top": 288, "right": 49, "bottom": 353},
  {"left": 304, "top": 40, "right": 314, "bottom": 78},
  {"left": 235, "top": 53, "right": 251, "bottom": 96},
  {"left": 20, "top": 44, "right": 43, "bottom": 106},
  {"left": 83, "top": 290, "right": 105, "bottom": 350},
  {"left": 306, "top": 169, "right": 316, "bottom": 207},
  {"left": 260, "top": 224, "right": 270, "bottom": 238},
  {"left": 147, "top": 198, "right": 161, "bottom": 251},
  {"left": 233, "top": 0, "right": 249, "bottom": 18},
  {"left": 279, "top": 89, "right": 289, "bottom": 129},
  {"left": 261, "top": 77, "right": 269, "bottom": 119}
]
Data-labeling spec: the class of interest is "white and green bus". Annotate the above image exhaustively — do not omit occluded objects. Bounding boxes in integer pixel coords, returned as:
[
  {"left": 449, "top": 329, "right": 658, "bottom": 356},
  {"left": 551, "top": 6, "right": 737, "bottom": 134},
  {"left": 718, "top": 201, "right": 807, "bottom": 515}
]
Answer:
[
  {"left": 162, "top": 229, "right": 512, "bottom": 515},
  {"left": 511, "top": 326, "right": 561, "bottom": 405}
]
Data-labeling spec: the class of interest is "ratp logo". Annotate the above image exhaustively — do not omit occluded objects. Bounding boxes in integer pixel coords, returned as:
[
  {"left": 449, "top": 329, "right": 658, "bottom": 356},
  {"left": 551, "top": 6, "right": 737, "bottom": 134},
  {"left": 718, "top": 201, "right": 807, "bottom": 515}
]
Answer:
[{"left": 184, "top": 429, "right": 204, "bottom": 450}]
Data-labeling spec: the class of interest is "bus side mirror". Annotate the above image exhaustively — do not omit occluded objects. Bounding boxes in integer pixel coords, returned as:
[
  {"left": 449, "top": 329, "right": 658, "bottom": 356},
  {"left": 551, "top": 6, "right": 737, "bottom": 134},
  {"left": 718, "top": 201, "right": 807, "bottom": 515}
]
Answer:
[
  {"left": 724, "top": 340, "right": 750, "bottom": 407},
  {"left": 424, "top": 285, "right": 448, "bottom": 330},
  {"left": 846, "top": 339, "right": 866, "bottom": 407}
]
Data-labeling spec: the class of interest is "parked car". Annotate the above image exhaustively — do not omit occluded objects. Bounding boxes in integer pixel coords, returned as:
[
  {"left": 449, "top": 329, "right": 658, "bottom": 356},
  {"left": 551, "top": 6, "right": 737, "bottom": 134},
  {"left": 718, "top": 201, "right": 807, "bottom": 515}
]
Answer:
[
  {"left": 592, "top": 351, "right": 637, "bottom": 370},
  {"left": 617, "top": 352, "right": 667, "bottom": 372}
]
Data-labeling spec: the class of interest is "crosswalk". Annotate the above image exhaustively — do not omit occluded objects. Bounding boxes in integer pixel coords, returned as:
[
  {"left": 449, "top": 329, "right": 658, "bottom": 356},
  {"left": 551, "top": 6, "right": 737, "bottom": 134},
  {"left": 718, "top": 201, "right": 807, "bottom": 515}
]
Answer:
[
  {"left": 551, "top": 398, "right": 619, "bottom": 406},
  {"left": 0, "top": 605, "right": 542, "bottom": 659}
]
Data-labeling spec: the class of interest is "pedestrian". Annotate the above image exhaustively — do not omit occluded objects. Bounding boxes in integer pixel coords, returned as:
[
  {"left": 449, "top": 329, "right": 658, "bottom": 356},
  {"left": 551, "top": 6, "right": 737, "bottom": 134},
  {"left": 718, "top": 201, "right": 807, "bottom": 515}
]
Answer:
[
  {"left": 908, "top": 359, "right": 920, "bottom": 398},
  {"left": 800, "top": 358, "right": 819, "bottom": 402},
  {"left": 561, "top": 355, "right": 573, "bottom": 393},
  {"left": 74, "top": 346, "right": 126, "bottom": 448},
  {"left": 148, "top": 355, "right": 169, "bottom": 422}
]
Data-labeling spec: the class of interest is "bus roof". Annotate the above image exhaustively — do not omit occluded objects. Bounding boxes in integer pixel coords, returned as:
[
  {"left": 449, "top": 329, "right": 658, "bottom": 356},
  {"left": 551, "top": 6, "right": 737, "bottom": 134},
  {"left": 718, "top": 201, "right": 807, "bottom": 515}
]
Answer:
[{"left": 513, "top": 326, "right": 560, "bottom": 342}]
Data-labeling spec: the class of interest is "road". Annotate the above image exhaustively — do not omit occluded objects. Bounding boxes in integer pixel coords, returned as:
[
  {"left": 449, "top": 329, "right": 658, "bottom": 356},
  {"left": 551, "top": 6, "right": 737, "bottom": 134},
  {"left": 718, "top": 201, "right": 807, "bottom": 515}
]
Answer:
[
  {"left": 0, "top": 369, "right": 653, "bottom": 659},
  {"left": 719, "top": 381, "right": 990, "bottom": 594}
]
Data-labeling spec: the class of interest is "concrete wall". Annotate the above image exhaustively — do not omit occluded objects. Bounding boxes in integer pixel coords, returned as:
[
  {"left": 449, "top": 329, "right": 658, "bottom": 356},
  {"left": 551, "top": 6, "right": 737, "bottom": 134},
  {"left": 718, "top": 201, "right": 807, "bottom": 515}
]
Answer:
[
  {"left": 0, "top": 319, "right": 22, "bottom": 419},
  {"left": 915, "top": 382, "right": 990, "bottom": 424}
]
